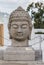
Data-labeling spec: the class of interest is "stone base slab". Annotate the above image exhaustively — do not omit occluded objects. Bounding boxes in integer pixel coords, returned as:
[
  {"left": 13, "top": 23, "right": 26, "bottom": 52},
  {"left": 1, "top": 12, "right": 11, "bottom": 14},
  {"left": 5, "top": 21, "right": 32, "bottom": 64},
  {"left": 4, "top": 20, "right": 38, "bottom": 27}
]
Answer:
[
  {"left": 0, "top": 60, "right": 44, "bottom": 65},
  {"left": 3, "top": 47, "right": 35, "bottom": 61}
]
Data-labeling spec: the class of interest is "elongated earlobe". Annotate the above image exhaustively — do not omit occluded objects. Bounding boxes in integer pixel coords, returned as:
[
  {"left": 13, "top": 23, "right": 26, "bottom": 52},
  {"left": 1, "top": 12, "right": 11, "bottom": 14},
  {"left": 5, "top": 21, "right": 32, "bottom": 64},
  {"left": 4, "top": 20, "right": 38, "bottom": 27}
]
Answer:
[
  {"left": 9, "top": 35, "right": 12, "bottom": 39},
  {"left": 28, "top": 35, "right": 31, "bottom": 40}
]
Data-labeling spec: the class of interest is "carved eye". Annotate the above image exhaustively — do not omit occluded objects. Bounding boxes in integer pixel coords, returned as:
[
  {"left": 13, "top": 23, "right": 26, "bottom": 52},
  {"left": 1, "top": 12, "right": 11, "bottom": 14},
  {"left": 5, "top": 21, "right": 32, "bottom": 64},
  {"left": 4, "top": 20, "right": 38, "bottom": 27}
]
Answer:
[
  {"left": 12, "top": 24, "right": 18, "bottom": 29},
  {"left": 22, "top": 24, "right": 27, "bottom": 29}
]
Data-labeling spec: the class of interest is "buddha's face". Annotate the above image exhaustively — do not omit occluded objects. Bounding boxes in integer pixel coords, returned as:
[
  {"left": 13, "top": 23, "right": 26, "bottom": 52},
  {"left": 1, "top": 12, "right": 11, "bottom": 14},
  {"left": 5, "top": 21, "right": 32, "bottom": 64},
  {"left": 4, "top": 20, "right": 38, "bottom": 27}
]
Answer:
[{"left": 10, "top": 21, "right": 30, "bottom": 41}]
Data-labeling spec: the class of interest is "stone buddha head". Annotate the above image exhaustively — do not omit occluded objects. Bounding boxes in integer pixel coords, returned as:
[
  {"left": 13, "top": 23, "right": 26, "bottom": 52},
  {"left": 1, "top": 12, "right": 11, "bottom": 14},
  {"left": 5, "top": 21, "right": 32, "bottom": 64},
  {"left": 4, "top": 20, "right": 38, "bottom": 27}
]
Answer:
[{"left": 8, "top": 7, "right": 32, "bottom": 46}]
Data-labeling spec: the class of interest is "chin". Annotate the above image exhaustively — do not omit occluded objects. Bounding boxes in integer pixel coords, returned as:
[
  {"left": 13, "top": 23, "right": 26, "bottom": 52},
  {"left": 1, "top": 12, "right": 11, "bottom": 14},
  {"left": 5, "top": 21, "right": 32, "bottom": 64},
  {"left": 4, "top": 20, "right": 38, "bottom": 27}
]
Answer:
[{"left": 14, "top": 37, "right": 26, "bottom": 41}]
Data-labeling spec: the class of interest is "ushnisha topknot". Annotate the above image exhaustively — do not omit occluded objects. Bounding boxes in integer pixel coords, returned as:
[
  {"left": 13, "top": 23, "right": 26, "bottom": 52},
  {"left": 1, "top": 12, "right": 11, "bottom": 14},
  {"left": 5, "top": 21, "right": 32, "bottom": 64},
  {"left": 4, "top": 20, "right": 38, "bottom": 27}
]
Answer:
[{"left": 8, "top": 6, "right": 32, "bottom": 30}]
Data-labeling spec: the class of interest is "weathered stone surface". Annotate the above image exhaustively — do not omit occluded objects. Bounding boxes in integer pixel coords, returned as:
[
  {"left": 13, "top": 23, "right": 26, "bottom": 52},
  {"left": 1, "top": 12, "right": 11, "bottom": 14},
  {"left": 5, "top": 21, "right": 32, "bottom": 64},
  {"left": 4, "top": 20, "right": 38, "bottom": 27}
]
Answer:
[
  {"left": 8, "top": 6, "right": 32, "bottom": 47},
  {"left": 0, "top": 60, "right": 3, "bottom": 65},
  {"left": 0, "top": 61, "right": 44, "bottom": 65},
  {"left": 3, "top": 47, "right": 35, "bottom": 61},
  {"left": 35, "top": 50, "right": 42, "bottom": 60},
  {"left": 36, "top": 62, "right": 44, "bottom": 65}
]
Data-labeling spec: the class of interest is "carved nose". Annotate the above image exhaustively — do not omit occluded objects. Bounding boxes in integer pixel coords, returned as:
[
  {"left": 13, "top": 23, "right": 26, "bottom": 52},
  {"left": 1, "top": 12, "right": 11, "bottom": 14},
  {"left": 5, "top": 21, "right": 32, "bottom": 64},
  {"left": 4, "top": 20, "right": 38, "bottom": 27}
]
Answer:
[
  {"left": 17, "top": 27, "right": 23, "bottom": 36},
  {"left": 17, "top": 27, "right": 22, "bottom": 33}
]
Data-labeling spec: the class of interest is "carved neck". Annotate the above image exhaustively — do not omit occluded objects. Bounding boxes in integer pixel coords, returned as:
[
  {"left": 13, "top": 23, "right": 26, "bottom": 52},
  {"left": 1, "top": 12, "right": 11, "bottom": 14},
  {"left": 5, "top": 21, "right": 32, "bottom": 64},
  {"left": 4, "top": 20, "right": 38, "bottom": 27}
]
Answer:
[{"left": 11, "top": 39, "right": 28, "bottom": 47}]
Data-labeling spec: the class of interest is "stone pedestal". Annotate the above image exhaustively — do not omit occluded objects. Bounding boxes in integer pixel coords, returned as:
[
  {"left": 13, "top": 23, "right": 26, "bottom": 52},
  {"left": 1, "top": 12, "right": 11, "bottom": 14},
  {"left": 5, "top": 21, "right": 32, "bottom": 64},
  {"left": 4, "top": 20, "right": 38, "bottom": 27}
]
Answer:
[
  {"left": 3, "top": 47, "right": 35, "bottom": 61},
  {"left": 0, "top": 60, "right": 44, "bottom": 65}
]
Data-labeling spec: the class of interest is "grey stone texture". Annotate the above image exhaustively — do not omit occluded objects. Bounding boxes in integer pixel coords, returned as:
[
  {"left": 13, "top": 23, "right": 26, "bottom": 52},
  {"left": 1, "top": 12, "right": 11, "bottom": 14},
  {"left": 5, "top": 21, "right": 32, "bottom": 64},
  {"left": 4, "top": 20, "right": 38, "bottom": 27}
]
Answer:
[
  {"left": 8, "top": 6, "right": 32, "bottom": 47},
  {"left": 3, "top": 6, "right": 35, "bottom": 61},
  {"left": 3, "top": 47, "right": 35, "bottom": 61},
  {"left": 0, "top": 61, "right": 44, "bottom": 65}
]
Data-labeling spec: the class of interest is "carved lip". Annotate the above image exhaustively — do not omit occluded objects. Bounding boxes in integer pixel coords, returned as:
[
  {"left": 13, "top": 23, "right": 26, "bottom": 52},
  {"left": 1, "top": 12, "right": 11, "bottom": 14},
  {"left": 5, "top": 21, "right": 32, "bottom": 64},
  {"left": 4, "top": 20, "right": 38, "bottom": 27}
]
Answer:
[{"left": 16, "top": 33, "right": 23, "bottom": 36}]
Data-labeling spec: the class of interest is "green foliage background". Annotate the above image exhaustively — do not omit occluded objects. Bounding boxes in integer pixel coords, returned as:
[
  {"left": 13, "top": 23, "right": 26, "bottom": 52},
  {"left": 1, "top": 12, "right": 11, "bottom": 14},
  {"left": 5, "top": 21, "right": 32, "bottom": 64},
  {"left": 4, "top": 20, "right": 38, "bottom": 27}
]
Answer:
[{"left": 27, "top": 2, "right": 44, "bottom": 29}]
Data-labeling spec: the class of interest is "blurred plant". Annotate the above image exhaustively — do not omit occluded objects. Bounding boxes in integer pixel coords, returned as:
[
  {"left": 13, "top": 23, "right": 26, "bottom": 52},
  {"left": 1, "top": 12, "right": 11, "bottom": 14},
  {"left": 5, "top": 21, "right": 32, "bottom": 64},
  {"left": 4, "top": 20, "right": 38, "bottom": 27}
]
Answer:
[{"left": 27, "top": 2, "right": 44, "bottom": 28}]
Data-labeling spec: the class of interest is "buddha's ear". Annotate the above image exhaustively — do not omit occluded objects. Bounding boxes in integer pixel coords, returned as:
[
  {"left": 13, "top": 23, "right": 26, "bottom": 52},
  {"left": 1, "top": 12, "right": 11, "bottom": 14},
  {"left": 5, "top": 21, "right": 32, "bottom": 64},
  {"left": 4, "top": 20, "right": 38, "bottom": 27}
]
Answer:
[
  {"left": 28, "top": 30, "right": 32, "bottom": 40},
  {"left": 9, "top": 35, "right": 12, "bottom": 39},
  {"left": 28, "top": 36, "right": 31, "bottom": 40},
  {"left": 8, "top": 28, "right": 12, "bottom": 39},
  {"left": 28, "top": 25, "right": 32, "bottom": 40},
  {"left": 9, "top": 32, "right": 12, "bottom": 39}
]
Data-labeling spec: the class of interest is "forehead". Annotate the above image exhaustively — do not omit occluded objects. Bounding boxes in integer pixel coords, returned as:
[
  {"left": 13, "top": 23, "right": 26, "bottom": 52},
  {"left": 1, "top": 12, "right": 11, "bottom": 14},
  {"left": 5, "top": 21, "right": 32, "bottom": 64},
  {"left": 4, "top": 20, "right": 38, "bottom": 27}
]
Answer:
[{"left": 11, "top": 21, "right": 29, "bottom": 25}]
